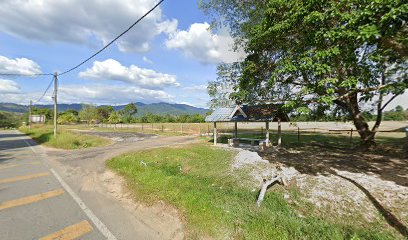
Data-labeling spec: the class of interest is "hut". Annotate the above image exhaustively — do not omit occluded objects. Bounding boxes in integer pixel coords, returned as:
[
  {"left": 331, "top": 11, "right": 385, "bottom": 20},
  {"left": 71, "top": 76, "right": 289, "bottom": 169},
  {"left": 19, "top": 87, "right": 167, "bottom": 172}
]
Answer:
[{"left": 205, "top": 104, "right": 289, "bottom": 146}]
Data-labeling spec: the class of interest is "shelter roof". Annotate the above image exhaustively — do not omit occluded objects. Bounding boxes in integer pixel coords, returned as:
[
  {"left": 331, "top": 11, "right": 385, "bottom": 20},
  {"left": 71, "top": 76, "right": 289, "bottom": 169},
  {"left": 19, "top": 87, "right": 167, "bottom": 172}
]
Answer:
[{"left": 205, "top": 104, "right": 289, "bottom": 122}]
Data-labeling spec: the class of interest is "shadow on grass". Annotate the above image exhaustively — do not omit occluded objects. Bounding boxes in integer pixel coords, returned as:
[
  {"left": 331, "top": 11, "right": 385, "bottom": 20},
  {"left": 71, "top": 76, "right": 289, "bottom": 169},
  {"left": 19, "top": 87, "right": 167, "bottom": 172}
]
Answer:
[{"left": 336, "top": 173, "right": 408, "bottom": 237}]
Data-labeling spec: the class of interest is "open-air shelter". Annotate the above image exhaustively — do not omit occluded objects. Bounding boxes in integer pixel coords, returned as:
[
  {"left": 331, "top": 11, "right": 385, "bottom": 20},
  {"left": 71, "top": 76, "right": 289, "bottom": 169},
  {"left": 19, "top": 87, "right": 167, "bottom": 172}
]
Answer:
[{"left": 205, "top": 104, "right": 290, "bottom": 146}]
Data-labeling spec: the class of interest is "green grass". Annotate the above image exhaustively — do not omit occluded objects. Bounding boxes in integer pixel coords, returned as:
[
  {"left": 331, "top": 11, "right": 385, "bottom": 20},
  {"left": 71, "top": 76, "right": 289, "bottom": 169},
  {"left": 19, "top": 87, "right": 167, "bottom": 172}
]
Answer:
[
  {"left": 20, "top": 125, "right": 111, "bottom": 149},
  {"left": 218, "top": 131, "right": 407, "bottom": 158},
  {"left": 107, "top": 143, "right": 397, "bottom": 239}
]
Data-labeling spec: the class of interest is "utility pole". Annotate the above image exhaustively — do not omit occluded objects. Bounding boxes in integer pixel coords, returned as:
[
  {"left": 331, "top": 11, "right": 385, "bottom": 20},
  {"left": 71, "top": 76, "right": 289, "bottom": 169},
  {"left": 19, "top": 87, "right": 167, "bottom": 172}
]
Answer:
[
  {"left": 53, "top": 72, "right": 58, "bottom": 137},
  {"left": 28, "top": 100, "right": 32, "bottom": 129}
]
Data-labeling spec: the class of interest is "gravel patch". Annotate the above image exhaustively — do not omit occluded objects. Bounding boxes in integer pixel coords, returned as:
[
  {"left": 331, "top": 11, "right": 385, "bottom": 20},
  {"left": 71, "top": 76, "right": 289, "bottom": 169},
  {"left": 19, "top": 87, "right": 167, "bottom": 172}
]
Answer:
[{"left": 75, "top": 130, "right": 158, "bottom": 142}]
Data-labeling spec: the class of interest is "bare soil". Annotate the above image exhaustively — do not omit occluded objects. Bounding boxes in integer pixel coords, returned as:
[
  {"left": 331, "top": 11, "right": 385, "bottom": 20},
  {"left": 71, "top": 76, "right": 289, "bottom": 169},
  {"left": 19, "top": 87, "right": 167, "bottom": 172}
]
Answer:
[
  {"left": 230, "top": 143, "right": 408, "bottom": 238},
  {"left": 72, "top": 129, "right": 157, "bottom": 142},
  {"left": 45, "top": 134, "right": 200, "bottom": 240}
]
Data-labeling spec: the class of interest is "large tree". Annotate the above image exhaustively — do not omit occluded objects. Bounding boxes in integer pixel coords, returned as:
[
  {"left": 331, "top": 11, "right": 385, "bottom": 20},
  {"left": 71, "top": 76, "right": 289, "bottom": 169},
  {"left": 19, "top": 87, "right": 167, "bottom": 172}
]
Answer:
[
  {"left": 119, "top": 103, "right": 137, "bottom": 123},
  {"left": 79, "top": 104, "right": 98, "bottom": 125},
  {"left": 201, "top": 0, "right": 408, "bottom": 145}
]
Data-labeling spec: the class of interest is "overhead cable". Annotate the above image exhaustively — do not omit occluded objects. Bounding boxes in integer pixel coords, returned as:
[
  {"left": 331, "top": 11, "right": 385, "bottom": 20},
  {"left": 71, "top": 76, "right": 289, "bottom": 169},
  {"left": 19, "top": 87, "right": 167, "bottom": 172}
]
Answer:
[
  {"left": 33, "top": 78, "right": 54, "bottom": 104},
  {"left": 59, "top": 0, "right": 165, "bottom": 76}
]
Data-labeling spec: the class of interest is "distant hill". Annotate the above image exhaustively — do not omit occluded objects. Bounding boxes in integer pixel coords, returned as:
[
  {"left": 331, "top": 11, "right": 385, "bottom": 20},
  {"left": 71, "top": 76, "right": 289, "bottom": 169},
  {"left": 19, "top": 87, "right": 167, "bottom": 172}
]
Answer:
[{"left": 0, "top": 102, "right": 209, "bottom": 116}]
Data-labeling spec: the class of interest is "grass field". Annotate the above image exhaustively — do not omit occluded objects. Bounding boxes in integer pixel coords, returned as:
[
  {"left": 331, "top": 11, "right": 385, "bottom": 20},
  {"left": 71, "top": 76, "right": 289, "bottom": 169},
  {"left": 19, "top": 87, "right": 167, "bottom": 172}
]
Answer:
[
  {"left": 20, "top": 125, "right": 111, "bottom": 149},
  {"left": 107, "top": 142, "right": 398, "bottom": 239}
]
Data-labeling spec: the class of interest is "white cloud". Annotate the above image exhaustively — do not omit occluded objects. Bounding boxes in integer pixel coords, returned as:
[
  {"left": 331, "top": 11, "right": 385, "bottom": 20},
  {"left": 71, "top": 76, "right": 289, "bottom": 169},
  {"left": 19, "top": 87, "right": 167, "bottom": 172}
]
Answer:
[
  {"left": 58, "top": 85, "right": 174, "bottom": 104},
  {"left": 183, "top": 84, "right": 208, "bottom": 92},
  {"left": 0, "top": 56, "right": 42, "bottom": 75},
  {"left": 79, "top": 59, "right": 179, "bottom": 89},
  {"left": 143, "top": 56, "right": 153, "bottom": 64},
  {"left": 0, "top": 79, "right": 20, "bottom": 93},
  {"left": 0, "top": 0, "right": 177, "bottom": 53},
  {"left": 0, "top": 84, "right": 174, "bottom": 105},
  {"left": 165, "top": 22, "right": 245, "bottom": 64}
]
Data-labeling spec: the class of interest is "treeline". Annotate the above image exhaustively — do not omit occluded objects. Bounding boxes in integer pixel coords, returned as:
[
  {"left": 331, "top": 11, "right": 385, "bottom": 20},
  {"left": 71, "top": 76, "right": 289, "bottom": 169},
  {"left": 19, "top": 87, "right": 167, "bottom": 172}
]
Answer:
[
  {"left": 0, "top": 111, "right": 23, "bottom": 128},
  {"left": 28, "top": 103, "right": 206, "bottom": 125},
  {"left": 290, "top": 105, "right": 408, "bottom": 122}
]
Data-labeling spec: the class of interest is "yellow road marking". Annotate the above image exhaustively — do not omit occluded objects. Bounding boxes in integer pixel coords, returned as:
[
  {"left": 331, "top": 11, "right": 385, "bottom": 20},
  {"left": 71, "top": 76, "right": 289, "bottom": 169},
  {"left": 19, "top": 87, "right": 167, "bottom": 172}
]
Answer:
[
  {"left": 0, "top": 162, "right": 41, "bottom": 170},
  {"left": 0, "top": 189, "right": 64, "bottom": 211},
  {"left": 0, "top": 172, "right": 49, "bottom": 184},
  {"left": 39, "top": 220, "right": 93, "bottom": 240}
]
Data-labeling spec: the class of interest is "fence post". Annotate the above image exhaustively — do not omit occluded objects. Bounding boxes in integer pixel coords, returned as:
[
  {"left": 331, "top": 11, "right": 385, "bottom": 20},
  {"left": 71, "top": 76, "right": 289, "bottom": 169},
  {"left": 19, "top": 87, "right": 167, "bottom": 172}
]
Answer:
[
  {"left": 162, "top": 124, "right": 164, "bottom": 132},
  {"left": 350, "top": 128, "right": 353, "bottom": 145},
  {"left": 141, "top": 123, "right": 144, "bottom": 133},
  {"left": 181, "top": 123, "right": 183, "bottom": 134},
  {"left": 261, "top": 127, "right": 264, "bottom": 138},
  {"left": 208, "top": 125, "right": 210, "bottom": 135},
  {"left": 297, "top": 127, "right": 300, "bottom": 143}
]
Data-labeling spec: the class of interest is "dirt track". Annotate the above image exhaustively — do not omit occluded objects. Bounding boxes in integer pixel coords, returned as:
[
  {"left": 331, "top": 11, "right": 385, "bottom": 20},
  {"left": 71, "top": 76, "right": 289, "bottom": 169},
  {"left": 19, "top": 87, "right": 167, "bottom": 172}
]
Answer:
[{"left": 45, "top": 134, "right": 200, "bottom": 240}]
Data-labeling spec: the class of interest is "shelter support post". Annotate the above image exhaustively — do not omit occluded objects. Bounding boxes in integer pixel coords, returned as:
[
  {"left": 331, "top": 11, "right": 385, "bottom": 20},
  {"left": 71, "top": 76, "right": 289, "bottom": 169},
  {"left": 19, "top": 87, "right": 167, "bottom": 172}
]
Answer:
[
  {"left": 265, "top": 121, "right": 270, "bottom": 144},
  {"left": 277, "top": 118, "right": 282, "bottom": 146},
  {"left": 234, "top": 121, "right": 238, "bottom": 138},
  {"left": 213, "top": 122, "right": 217, "bottom": 145}
]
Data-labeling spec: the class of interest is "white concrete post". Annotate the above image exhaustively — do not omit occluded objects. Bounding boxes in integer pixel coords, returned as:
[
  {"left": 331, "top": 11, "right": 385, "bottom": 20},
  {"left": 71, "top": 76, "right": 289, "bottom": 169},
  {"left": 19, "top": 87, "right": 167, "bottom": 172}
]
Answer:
[
  {"left": 213, "top": 122, "right": 217, "bottom": 145},
  {"left": 277, "top": 118, "right": 282, "bottom": 146},
  {"left": 266, "top": 121, "right": 270, "bottom": 144}
]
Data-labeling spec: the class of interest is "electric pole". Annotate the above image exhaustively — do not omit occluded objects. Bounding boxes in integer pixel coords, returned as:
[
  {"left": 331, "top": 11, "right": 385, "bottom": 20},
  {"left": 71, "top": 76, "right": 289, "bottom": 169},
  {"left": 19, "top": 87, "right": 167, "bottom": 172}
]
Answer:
[
  {"left": 28, "top": 100, "right": 32, "bottom": 129},
  {"left": 53, "top": 72, "right": 58, "bottom": 137}
]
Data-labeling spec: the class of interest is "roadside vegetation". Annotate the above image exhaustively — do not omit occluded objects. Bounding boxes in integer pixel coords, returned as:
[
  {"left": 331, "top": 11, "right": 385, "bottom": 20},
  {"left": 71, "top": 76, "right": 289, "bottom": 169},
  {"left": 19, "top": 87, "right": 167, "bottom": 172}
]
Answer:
[
  {"left": 107, "top": 142, "right": 399, "bottom": 239},
  {"left": 0, "top": 111, "right": 23, "bottom": 128},
  {"left": 19, "top": 125, "right": 111, "bottom": 149}
]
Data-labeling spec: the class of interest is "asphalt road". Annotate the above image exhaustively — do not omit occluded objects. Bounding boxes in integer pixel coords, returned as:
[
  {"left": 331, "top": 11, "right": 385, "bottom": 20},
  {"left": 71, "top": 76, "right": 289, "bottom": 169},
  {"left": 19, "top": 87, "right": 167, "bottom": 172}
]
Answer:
[
  {"left": 1, "top": 130, "right": 199, "bottom": 240},
  {"left": 0, "top": 130, "right": 112, "bottom": 240}
]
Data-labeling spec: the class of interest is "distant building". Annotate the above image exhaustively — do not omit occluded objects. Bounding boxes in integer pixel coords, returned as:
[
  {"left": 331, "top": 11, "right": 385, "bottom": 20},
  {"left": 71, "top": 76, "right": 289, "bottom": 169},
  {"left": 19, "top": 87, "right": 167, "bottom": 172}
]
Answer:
[{"left": 30, "top": 115, "right": 46, "bottom": 123}]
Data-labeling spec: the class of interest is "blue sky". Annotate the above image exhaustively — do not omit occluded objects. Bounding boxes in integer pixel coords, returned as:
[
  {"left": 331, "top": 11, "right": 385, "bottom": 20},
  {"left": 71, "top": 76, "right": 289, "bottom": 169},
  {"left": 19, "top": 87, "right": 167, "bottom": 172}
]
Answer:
[
  {"left": 0, "top": 0, "right": 406, "bottom": 110},
  {"left": 0, "top": 0, "right": 243, "bottom": 108}
]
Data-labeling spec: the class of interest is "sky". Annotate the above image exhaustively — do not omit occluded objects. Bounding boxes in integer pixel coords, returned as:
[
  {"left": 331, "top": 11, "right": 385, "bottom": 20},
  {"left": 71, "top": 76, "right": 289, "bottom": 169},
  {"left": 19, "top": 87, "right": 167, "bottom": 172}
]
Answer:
[
  {"left": 0, "top": 0, "right": 245, "bottom": 108},
  {"left": 0, "top": 0, "right": 406, "bottom": 110}
]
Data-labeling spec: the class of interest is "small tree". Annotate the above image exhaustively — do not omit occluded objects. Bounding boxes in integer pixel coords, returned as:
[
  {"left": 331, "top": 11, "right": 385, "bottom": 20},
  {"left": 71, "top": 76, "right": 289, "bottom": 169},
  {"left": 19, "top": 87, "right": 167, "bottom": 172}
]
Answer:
[
  {"left": 79, "top": 104, "right": 98, "bottom": 126},
  {"left": 58, "top": 112, "right": 79, "bottom": 125},
  {"left": 119, "top": 103, "right": 137, "bottom": 123},
  {"left": 108, "top": 111, "right": 121, "bottom": 129},
  {"left": 97, "top": 106, "right": 114, "bottom": 123}
]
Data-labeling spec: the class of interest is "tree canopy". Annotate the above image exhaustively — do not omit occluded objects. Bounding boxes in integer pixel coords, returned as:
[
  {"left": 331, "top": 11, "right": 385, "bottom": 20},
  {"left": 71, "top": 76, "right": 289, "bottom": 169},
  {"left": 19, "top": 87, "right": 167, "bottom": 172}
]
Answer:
[{"left": 201, "top": 0, "right": 408, "bottom": 144}]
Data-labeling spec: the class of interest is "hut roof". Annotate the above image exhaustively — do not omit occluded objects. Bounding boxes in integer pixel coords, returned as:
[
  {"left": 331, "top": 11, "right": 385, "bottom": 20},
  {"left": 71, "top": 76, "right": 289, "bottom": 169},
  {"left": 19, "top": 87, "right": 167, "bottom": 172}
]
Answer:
[{"left": 205, "top": 104, "right": 289, "bottom": 122}]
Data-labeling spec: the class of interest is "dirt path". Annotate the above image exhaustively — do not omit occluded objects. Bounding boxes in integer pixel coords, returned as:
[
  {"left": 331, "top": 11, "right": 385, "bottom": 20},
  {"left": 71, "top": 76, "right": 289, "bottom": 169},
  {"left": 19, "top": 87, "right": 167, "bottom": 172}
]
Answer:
[{"left": 44, "top": 134, "right": 200, "bottom": 240}]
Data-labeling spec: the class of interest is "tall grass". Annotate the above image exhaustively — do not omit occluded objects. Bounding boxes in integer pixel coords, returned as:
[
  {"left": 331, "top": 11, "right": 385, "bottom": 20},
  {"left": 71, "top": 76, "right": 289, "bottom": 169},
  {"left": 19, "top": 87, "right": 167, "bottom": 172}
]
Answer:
[
  {"left": 107, "top": 143, "right": 397, "bottom": 239},
  {"left": 20, "top": 125, "right": 111, "bottom": 149}
]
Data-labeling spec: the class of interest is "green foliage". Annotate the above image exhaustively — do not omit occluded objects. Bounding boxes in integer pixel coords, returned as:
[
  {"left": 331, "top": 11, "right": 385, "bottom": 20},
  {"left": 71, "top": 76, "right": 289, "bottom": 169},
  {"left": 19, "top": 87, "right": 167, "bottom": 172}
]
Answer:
[
  {"left": 57, "top": 112, "right": 79, "bottom": 124},
  {"left": 96, "top": 106, "right": 114, "bottom": 123},
  {"left": 79, "top": 104, "right": 98, "bottom": 124},
  {"left": 31, "top": 107, "right": 52, "bottom": 121},
  {"left": 201, "top": 0, "right": 408, "bottom": 142},
  {"left": 0, "top": 111, "right": 22, "bottom": 128},
  {"left": 20, "top": 125, "right": 110, "bottom": 149},
  {"left": 138, "top": 112, "right": 205, "bottom": 123},
  {"left": 383, "top": 105, "right": 407, "bottom": 120},
  {"left": 118, "top": 103, "right": 138, "bottom": 123},
  {"left": 108, "top": 111, "right": 121, "bottom": 125}
]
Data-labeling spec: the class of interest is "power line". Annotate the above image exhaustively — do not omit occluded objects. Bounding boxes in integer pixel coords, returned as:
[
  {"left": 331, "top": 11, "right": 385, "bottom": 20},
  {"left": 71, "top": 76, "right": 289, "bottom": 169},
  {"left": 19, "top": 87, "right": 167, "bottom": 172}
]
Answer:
[
  {"left": 33, "top": 77, "right": 54, "bottom": 104},
  {"left": 0, "top": 73, "right": 53, "bottom": 76},
  {"left": 59, "top": 0, "right": 165, "bottom": 76}
]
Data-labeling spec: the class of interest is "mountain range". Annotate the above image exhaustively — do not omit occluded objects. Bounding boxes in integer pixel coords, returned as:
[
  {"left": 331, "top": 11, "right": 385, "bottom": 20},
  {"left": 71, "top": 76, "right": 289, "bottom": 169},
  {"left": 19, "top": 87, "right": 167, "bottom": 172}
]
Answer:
[{"left": 0, "top": 102, "right": 209, "bottom": 116}]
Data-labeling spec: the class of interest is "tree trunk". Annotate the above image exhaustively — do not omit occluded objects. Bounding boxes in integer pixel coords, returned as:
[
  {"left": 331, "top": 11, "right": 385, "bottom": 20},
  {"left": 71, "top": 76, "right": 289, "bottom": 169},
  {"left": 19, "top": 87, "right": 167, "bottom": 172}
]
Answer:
[{"left": 348, "top": 94, "right": 376, "bottom": 147}]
